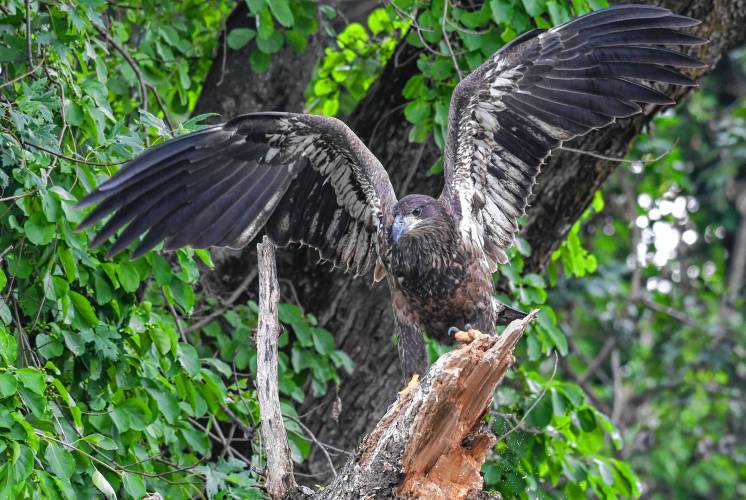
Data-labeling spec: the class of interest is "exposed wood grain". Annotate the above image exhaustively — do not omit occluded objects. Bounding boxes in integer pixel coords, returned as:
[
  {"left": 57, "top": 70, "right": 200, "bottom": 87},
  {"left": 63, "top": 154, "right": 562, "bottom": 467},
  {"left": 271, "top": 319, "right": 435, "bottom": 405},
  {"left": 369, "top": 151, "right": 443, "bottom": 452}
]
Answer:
[
  {"left": 313, "top": 311, "right": 537, "bottom": 499},
  {"left": 256, "top": 237, "right": 296, "bottom": 499}
]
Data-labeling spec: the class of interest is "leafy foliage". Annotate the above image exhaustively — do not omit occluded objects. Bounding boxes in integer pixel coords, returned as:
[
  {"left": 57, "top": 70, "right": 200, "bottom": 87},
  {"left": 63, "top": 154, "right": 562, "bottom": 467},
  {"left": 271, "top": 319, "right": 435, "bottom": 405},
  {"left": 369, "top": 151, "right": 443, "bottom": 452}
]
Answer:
[
  {"left": 0, "top": 1, "right": 350, "bottom": 498},
  {"left": 235, "top": 0, "right": 321, "bottom": 73},
  {"left": 1, "top": 0, "right": 743, "bottom": 498},
  {"left": 305, "top": 8, "right": 408, "bottom": 116}
]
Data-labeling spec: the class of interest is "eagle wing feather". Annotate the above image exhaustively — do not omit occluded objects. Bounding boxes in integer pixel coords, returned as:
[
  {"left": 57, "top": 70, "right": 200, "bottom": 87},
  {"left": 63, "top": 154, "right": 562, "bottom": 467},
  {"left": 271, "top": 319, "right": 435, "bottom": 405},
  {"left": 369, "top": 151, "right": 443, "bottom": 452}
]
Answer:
[
  {"left": 440, "top": 4, "right": 705, "bottom": 268},
  {"left": 77, "top": 112, "right": 396, "bottom": 276}
]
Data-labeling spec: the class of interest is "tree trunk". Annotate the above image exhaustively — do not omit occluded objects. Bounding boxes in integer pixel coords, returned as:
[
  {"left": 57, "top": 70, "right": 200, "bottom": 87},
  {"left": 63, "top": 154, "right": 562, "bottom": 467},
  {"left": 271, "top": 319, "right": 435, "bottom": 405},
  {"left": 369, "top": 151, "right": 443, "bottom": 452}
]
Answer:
[{"left": 193, "top": 0, "right": 746, "bottom": 482}]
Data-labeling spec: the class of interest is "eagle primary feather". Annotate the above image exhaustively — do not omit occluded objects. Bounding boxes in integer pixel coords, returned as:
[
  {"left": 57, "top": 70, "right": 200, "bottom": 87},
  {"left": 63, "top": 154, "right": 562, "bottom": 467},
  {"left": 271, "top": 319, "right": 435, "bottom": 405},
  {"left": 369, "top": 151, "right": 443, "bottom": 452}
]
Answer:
[{"left": 76, "top": 5, "right": 705, "bottom": 382}]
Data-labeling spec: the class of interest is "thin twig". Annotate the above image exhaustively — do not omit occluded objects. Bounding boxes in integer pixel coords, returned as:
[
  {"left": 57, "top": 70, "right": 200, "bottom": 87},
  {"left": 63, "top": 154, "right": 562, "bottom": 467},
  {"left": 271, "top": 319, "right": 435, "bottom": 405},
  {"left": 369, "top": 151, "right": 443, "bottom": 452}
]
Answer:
[
  {"left": 400, "top": 139, "right": 427, "bottom": 195},
  {"left": 0, "top": 191, "right": 35, "bottom": 202},
  {"left": 25, "top": 0, "right": 33, "bottom": 66},
  {"left": 441, "top": 0, "right": 464, "bottom": 80},
  {"left": 21, "top": 140, "right": 127, "bottom": 167},
  {"left": 0, "top": 58, "right": 44, "bottom": 90},
  {"left": 34, "top": 430, "right": 121, "bottom": 476},
  {"left": 12, "top": 298, "right": 42, "bottom": 368},
  {"left": 495, "top": 353, "right": 558, "bottom": 445},
  {"left": 387, "top": 2, "right": 433, "bottom": 32},
  {"left": 185, "top": 269, "right": 257, "bottom": 334},
  {"left": 560, "top": 143, "right": 676, "bottom": 165},
  {"left": 0, "top": 245, "right": 13, "bottom": 261},
  {"left": 444, "top": 16, "right": 491, "bottom": 35},
  {"left": 164, "top": 292, "right": 188, "bottom": 343},
  {"left": 217, "top": 20, "right": 228, "bottom": 87},
  {"left": 92, "top": 22, "right": 151, "bottom": 145},
  {"left": 578, "top": 336, "right": 616, "bottom": 385},
  {"left": 637, "top": 296, "right": 697, "bottom": 326},
  {"left": 611, "top": 348, "right": 624, "bottom": 423},
  {"left": 284, "top": 415, "right": 338, "bottom": 476}
]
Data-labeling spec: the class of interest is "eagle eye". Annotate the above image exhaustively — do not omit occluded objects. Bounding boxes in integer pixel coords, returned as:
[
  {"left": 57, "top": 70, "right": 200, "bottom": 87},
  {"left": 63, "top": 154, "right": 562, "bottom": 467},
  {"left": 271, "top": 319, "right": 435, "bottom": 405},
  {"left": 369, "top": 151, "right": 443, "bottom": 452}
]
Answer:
[{"left": 412, "top": 207, "right": 422, "bottom": 217}]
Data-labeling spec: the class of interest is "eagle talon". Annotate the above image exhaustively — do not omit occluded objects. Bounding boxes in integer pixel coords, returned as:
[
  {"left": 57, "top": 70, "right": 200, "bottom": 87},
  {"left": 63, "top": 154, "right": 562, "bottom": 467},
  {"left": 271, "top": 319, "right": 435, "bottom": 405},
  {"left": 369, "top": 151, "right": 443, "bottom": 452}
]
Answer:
[
  {"left": 452, "top": 327, "right": 489, "bottom": 344},
  {"left": 398, "top": 373, "right": 420, "bottom": 398}
]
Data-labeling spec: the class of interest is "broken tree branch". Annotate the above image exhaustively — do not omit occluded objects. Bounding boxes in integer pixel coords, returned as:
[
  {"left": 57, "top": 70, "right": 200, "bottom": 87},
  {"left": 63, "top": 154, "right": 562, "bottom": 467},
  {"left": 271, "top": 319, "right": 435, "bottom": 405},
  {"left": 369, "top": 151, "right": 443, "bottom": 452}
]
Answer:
[
  {"left": 256, "top": 237, "right": 297, "bottom": 499},
  {"left": 313, "top": 310, "right": 538, "bottom": 499}
]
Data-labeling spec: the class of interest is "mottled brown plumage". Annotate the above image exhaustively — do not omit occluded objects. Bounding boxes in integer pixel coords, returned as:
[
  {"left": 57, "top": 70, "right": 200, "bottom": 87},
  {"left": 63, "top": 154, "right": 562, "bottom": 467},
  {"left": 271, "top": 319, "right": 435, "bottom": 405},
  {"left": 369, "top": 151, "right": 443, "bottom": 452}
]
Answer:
[{"left": 75, "top": 5, "right": 705, "bottom": 383}]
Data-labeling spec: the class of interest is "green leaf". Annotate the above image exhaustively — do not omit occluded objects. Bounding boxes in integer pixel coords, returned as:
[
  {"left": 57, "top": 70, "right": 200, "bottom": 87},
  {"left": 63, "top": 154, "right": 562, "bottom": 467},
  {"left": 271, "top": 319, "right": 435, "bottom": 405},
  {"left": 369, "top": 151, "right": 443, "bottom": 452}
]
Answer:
[
  {"left": 0, "top": 373, "right": 17, "bottom": 398},
  {"left": 180, "top": 425, "right": 210, "bottom": 453},
  {"left": 428, "top": 58, "right": 454, "bottom": 81},
  {"left": 24, "top": 212, "right": 55, "bottom": 246},
  {"left": 92, "top": 469, "right": 116, "bottom": 499},
  {"left": 144, "top": 386, "right": 180, "bottom": 424},
  {"left": 312, "top": 328, "right": 335, "bottom": 355},
  {"left": 257, "top": 6, "right": 275, "bottom": 40},
  {"left": 70, "top": 291, "right": 99, "bottom": 327},
  {"left": 551, "top": 388, "right": 567, "bottom": 416},
  {"left": 285, "top": 30, "right": 308, "bottom": 53},
  {"left": 521, "top": 0, "right": 547, "bottom": 16},
  {"left": 122, "top": 471, "right": 147, "bottom": 499},
  {"left": 490, "top": 0, "right": 514, "bottom": 24},
  {"left": 82, "top": 433, "right": 118, "bottom": 451},
  {"left": 246, "top": 0, "right": 266, "bottom": 15},
  {"left": 16, "top": 368, "right": 45, "bottom": 396},
  {"left": 112, "top": 398, "right": 153, "bottom": 432},
  {"left": 547, "top": 0, "right": 571, "bottom": 25},
  {"left": 330, "top": 350, "right": 354, "bottom": 374},
  {"left": 367, "top": 8, "right": 389, "bottom": 34},
  {"left": 314, "top": 79, "right": 336, "bottom": 96},
  {"left": 322, "top": 98, "right": 339, "bottom": 116},
  {"left": 528, "top": 392, "right": 553, "bottom": 428},
  {"left": 194, "top": 249, "right": 214, "bottom": 268},
  {"left": 268, "top": 0, "right": 294, "bottom": 28},
  {"left": 0, "top": 298, "right": 11, "bottom": 326},
  {"left": 523, "top": 274, "right": 546, "bottom": 288},
  {"left": 514, "top": 237, "right": 532, "bottom": 256},
  {"left": 178, "top": 342, "right": 201, "bottom": 377},
  {"left": 227, "top": 28, "right": 256, "bottom": 50},
  {"left": 404, "top": 100, "right": 431, "bottom": 124},
  {"left": 256, "top": 30, "right": 284, "bottom": 54},
  {"left": 402, "top": 75, "right": 426, "bottom": 100},
  {"left": 36, "top": 333, "right": 64, "bottom": 359},
  {"left": 250, "top": 48, "right": 272, "bottom": 73},
  {"left": 116, "top": 263, "right": 141, "bottom": 293},
  {"left": 45, "top": 442, "right": 75, "bottom": 481}
]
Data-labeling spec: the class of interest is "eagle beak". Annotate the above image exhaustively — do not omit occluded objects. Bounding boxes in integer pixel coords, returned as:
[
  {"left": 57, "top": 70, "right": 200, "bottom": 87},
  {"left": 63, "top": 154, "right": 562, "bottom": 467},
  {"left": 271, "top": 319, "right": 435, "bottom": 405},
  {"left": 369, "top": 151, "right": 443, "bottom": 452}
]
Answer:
[{"left": 392, "top": 215, "right": 407, "bottom": 242}]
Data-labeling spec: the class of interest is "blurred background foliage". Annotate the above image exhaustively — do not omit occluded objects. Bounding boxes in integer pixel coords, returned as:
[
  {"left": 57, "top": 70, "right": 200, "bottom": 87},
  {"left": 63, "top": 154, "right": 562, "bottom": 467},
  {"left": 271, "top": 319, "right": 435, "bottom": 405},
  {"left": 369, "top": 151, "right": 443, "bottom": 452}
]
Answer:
[{"left": 0, "top": 0, "right": 743, "bottom": 498}]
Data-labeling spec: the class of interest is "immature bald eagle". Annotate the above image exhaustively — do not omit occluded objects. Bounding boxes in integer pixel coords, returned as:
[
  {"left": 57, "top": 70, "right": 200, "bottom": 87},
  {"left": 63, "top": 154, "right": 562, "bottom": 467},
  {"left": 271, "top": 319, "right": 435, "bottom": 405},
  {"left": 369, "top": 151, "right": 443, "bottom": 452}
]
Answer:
[{"left": 77, "top": 5, "right": 704, "bottom": 383}]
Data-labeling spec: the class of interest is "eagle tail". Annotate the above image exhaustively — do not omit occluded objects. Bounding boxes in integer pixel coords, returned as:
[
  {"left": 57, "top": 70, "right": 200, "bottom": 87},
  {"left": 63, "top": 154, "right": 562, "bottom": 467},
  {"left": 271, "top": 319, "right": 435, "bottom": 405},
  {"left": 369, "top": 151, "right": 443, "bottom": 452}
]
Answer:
[{"left": 495, "top": 301, "right": 528, "bottom": 325}]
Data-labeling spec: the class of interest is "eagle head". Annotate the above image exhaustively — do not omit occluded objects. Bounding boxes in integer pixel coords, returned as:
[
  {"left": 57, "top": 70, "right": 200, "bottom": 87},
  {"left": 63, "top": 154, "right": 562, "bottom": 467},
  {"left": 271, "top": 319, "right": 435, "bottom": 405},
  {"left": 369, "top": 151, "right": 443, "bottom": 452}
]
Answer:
[{"left": 390, "top": 195, "right": 453, "bottom": 244}]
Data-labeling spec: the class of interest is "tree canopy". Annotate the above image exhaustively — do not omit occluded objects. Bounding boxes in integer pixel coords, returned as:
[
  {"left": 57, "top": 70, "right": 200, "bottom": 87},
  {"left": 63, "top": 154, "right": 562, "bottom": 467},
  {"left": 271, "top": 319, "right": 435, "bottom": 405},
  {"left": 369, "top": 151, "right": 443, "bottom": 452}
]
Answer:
[{"left": 0, "top": 0, "right": 743, "bottom": 498}]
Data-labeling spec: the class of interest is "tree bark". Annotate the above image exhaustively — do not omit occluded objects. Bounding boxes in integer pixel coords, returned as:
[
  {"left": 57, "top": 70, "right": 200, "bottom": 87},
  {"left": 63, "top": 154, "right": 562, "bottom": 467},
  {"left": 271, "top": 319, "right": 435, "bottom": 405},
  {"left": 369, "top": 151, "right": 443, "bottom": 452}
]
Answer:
[
  {"left": 192, "top": 2, "right": 320, "bottom": 120},
  {"left": 256, "top": 238, "right": 296, "bottom": 499},
  {"left": 193, "top": 0, "right": 746, "bottom": 482}
]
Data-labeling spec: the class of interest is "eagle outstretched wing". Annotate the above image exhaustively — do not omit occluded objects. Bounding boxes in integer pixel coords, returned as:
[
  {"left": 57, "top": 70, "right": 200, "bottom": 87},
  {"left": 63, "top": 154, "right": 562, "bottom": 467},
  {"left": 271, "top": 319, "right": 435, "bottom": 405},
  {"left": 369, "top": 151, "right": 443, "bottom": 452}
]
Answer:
[
  {"left": 440, "top": 4, "right": 705, "bottom": 268},
  {"left": 76, "top": 112, "right": 396, "bottom": 275}
]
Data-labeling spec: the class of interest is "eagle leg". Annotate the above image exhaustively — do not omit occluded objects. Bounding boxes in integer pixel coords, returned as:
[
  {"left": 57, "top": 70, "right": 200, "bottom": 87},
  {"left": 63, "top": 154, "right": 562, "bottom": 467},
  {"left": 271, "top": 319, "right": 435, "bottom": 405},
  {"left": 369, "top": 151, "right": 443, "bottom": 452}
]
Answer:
[
  {"left": 449, "top": 325, "right": 490, "bottom": 343},
  {"left": 398, "top": 373, "right": 420, "bottom": 398},
  {"left": 393, "top": 299, "right": 427, "bottom": 392}
]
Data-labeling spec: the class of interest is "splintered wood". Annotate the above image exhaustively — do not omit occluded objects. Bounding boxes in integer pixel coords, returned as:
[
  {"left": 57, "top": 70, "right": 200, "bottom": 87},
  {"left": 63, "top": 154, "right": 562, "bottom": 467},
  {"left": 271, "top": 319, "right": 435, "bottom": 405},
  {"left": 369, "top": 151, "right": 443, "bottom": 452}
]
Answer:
[
  {"left": 398, "top": 311, "right": 537, "bottom": 498},
  {"left": 318, "top": 310, "right": 537, "bottom": 500}
]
